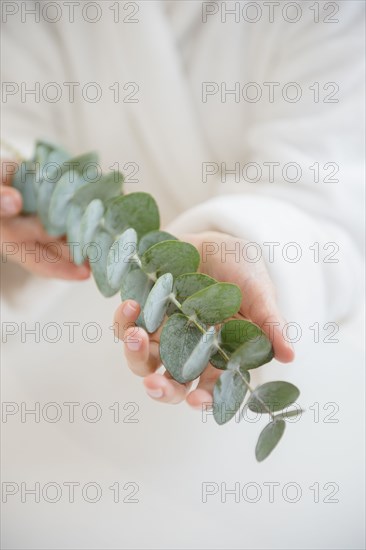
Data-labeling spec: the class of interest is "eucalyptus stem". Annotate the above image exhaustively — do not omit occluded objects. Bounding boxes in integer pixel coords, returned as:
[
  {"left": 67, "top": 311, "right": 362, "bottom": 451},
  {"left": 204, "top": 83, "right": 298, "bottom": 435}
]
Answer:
[{"left": 11, "top": 139, "right": 301, "bottom": 462}]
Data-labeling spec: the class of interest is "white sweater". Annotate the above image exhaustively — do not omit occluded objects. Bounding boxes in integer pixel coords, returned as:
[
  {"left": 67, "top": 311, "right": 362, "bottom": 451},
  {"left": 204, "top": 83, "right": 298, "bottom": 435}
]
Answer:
[{"left": 1, "top": 2, "right": 365, "bottom": 549}]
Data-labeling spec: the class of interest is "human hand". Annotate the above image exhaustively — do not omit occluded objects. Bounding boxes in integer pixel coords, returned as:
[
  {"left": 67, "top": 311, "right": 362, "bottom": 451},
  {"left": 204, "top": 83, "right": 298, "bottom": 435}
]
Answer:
[
  {"left": 114, "top": 231, "right": 294, "bottom": 408},
  {"left": 0, "top": 160, "right": 90, "bottom": 280}
]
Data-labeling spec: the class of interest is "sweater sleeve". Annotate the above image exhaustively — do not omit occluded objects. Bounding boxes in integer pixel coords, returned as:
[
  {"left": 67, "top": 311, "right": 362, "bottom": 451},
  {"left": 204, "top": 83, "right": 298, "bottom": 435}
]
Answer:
[{"left": 167, "top": 3, "right": 364, "bottom": 327}]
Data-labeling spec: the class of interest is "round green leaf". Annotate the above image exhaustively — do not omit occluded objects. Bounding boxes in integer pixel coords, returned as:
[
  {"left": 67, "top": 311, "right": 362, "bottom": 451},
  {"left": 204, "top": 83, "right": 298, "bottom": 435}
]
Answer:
[
  {"left": 107, "top": 228, "right": 138, "bottom": 290},
  {"left": 39, "top": 147, "right": 71, "bottom": 184},
  {"left": 79, "top": 199, "right": 104, "bottom": 252},
  {"left": 141, "top": 240, "right": 200, "bottom": 279},
  {"left": 120, "top": 266, "right": 154, "bottom": 329},
  {"left": 143, "top": 273, "right": 173, "bottom": 333},
  {"left": 181, "top": 326, "right": 218, "bottom": 381},
  {"left": 104, "top": 192, "right": 160, "bottom": 239},
  {"left": 35, "top": 140, "right": 59, "bottom": 165},
  {"left": 255, "top": 419, "right": 286, "bottom": 462},
  {"left": 167, "top": 273, "right": 216, "bottom": 316},
  {"left": 71, "top": 171, "right": 123, "bottom": 208},
  {"left": 227, "top": 333, "right": 273, "bottom": 372},
  {"left": 66, "top": 203, "right": 84, "bottom": 265},
  {"left": 210, "top": 319, "right": 263, "bottom": 370},
  {"left": 181, "top": 283, "right": 242, "bottom": 324},
  {"left": 48, "top": 170, "right": 86, "bottom": 236},
  {"left": 87, "top": 228, "right": 116, "bottom": 297},
  {"left": 160, "top": 313, "right": 202, "bottom": 383},
  {"left": 247, "top": 381, "right": 300, "bottom": 414},
  {"left": 138, "top": 230, "right": 177, "bottom": 256},
  {"left": 12, "top": 160, "right": 38, "bottom": 213},
  {"left": 37, "top": 148, "right": 72, "bottom": 230},
  {"left": 213, "top": 370, "right": 249, "bottom": 425},
  {"left": 55, "top": 151, "right": 98, "bottom": 181}
]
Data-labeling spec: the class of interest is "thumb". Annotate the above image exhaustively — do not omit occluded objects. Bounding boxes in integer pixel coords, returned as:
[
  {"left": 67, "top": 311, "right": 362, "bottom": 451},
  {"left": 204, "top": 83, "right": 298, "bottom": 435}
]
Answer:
[{"left": 0, "top": 185, "right": 22, "bottom": 218}]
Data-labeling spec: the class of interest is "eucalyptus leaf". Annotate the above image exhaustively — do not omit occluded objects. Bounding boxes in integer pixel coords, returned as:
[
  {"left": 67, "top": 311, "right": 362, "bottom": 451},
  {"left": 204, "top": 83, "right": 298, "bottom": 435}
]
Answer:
[
  {"left": 58, "top": 151, "right": 99, "bottom": 181},
  {"left": 181, "top": 283, "right": 242, "bottom": 324},
  {"left": 274, "top": 408, "right": 304, "bottom": 420},
  {"left": 160, "top": 313, "right": 202, "bottom": 383},
  {"left": 167, "top": 272, "right": 216, "bottom": 316},
  {"left": 87, "top": 228, "right": 116, "bottom": 297},
  {"left": 255, "top": 419, "right": 286, "bottom": 462},
  {"left": 210, "top": 319, "right": 263, "bottom": 370},
  {"left": 182, "top": 326, "right": 217, "bottom": 380},
  {"left": 66, "top": 203, "right": 84, "bottom": 265},
  {"left": 48, "top": 170, "right": 86, "bottom": 236},
  {"left": 39, "top": 147, "right": 71, "bottom": 184},
  {"left": 141, "top": 240, "right": 200, "bottom": 278},
  {"left": 213, "top": 370, "right": 249, "bottom": 425},
  {"left": 247, "top": 381, "right": 300, "bottom": 414},
  {"left": 227, "top": 333, "right": 273, "bottom": 372},
  {"left": 35, "top": 140, "right": 58, "bottom": 165},
  {"left": 107, "top": 228, "right": 138, "bottom": 290},
  {"left": 120, "top": 266, "right": 154, "bottom": 328},
  {"left": 12, "top": 160, "right": 38, "bottom": 213},
  {"left": 143, "top": 273, "right": 173, "bottom": 333},
  {"left": 105, "top": 192, "right": 160, "bottom": 239},
  {"left": 79, "top": 199, "right": 104, "bottom": 252},
  {"left": 71, "top": 171, "right": 123, "bottom": 208},
  {"left": 37, "top": 148, "right": 72, "bottom": 230},
  {"left": 138, "top": 230, "right": 177, "bottom": 256}
]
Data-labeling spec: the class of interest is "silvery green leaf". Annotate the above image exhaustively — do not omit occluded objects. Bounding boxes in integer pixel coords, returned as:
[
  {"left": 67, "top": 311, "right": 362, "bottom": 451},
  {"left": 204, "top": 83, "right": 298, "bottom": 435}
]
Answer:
[
  {"left": 71, "top": 171, "right": 123, "bottom": 208},
  {"left": 37, "top": 148, "right": 71, "bottom": 230},
  {"left": 107, "top": 228, "right": 138, "bottom": 290},
  {"left": 274, "top": 408, "right": 304, "bottom": 421},
  {"left": 159, "top": 313, "right": 202, "bottom": 383},
  {"left": 143, "top": 273, "right": 173, "bottom": 333},
  {"left": 255, "top": 419, "right": 286, "bottom": 462},
  {"left": 182, "top": 326, "right": 217, "bottom": 380},
  {"left": 80, "top": 199, "right": 104, "bottom": 251},
  {"left": 227, "top": 333, "right": 273, "bottom": 372},
  {"left": 167, "top": 272, "right": 216, "bottom": 316},
  {"left": 35, "top": 140, "right": 57, "bottom": 165},
  {"left": 48, "top": 171, "right": 86, "bottom": 236},
  {"left": 87, "top": 228, "right": 116, "bottom": 297},
  {"left": 37, "top": 178, "right": 58, "bottom": 229},
  {"left": 247, "top": 381, "right": 300, "bottom": 414},
  {"left": 210, "top": 320, "right": 264, "bottom": 370},
  {"left": 138, "top": 230, "right": 177, "bottom": 256},
  {"left": 105, "top": 192, "right": 160, "bottom": 239},
  {"left": 66, "top": 203, "right": 84, "bottom": 265},
  {"left": 38, "top": 148, "right": 70, "bottom": 185},
  {"left": 181, "top": 283, "right": 242, "bottom": 324},
  {"left": 12, "top": 160, "right": 38, "bottom": 213},
  {"left": 35, "top": 140, "right": 69, "bottom": 177},
  {"left": 213, "top": 370, "right": 249, "bottom": 425},
  {"left": 141, "top": 241, "right": 200, "bottom": 278},
  {"left": 120, "top": 266, "right": 154, "bottom": 328}
]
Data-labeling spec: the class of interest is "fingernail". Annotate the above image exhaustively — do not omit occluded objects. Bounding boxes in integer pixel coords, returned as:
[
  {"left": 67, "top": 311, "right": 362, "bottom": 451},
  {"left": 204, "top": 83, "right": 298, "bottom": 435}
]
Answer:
[
  {"left": 146, "top": 388, "right": 163, "bottom": 399},
  {"left": 126, "top": 338, "right": 141, "bottom": 352},
  {"left": 1, "top": 194, "right": 17, "bottom": 215},
  {"left": 122, "top": 301, "right": 138, "bottom": 319}
]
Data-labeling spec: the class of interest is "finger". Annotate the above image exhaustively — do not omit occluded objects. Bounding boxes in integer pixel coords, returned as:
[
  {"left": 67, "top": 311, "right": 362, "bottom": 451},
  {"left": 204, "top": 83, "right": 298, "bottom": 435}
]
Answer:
[
  {"left": 246, "top": 296, "right": 294, "bottom": 363},
  {"left": 143, "top": 372, "right": 192, "bottom": 404},
  {"left": 113, "top": 300, "right": 141, "bottom": 340},
  {"left": 186, "top": 364, "right": 221, "bottom": 409},
  {"left": 9, "top": 247, "right": 90, "bottom": 280},
  {"left": 0, "top": 186, "right": 22, "bottom": 218},
  {"left": 123, "top": 326, "right": 160, "bottom": 377}
]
